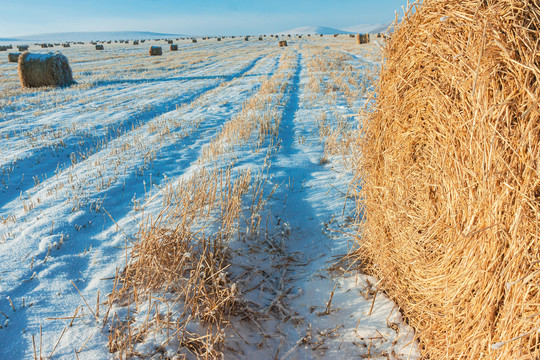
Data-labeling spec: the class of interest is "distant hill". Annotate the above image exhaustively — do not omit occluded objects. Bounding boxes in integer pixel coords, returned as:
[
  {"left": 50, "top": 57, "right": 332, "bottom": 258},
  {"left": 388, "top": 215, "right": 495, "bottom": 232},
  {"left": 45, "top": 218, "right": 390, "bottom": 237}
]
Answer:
[
  {"left": 0, "top": 31, "right": 188, "bottom": 44},
  {"left": 341, "top": 22, "right": 393, "bottom": 34},
  {"left": 277, "top": 22, "right": 393, "bottom": 36},
  {"left": 276, "top": 26, "right": 353, "bottom": 35}
]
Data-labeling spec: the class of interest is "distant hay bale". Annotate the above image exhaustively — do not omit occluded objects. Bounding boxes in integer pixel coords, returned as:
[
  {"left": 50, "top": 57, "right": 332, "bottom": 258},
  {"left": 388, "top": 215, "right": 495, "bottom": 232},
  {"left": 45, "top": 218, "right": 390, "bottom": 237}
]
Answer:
[
  {"left": 18, "top": 45, "right": 29, "bottom": 51},
  {"left": 355, "top": 0, "right": 540, "bottom": 358},
  {"left": 133, "top": 40, "right": 139, "bottom": 45},
  {"left": 356, "top": 33, "right": 369, "bottom": 44},
  {"left": 41, "top": 43, "right": 48, "bottom": 48},
  {"left": 192, "top": 39, "right": 197, "bottom": 43},
  {"left": 278, "top": 40, "right": 287, "bottom": 47},
  {"left": 170, "top": 44, "right": 178, "bottom": 51},
  {"left": 18, "top": 52, "right": 74, "bottom": 88},
  {"left": 217, "top": 37, "right": 221, "bottom": 41},
  {"left": 333, "top": 34, "right": 338, "bottom": 37},
  {"left": 95, "top": 44, "right": 104, "bottom": 50},
  {"left": 0, "top": 46, "right": 7, "bottom": 52},
  {"left": 258, "top": 37, "right": 262, "bottom": 40},
  {"left": 377, "top": 32, "right": 382, "bottom": 38},
  {"left": 149, "top": 46, "right": 162, "bottom": 56},
  {"left": 244, "top": 36, "right": 249, "bottom": 41},
  {"left": 8, "top": 53, "right": 20, "bottom": 63},
  {"left": 62, "top": 43, "right": 70, "bottom": 47},
  {"left": 167, "top": 40, "right": 173, "bottom": 44}
]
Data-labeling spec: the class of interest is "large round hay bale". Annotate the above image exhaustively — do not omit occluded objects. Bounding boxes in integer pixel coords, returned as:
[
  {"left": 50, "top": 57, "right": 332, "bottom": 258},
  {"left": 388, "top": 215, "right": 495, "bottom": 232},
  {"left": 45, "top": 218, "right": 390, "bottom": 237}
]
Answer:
[
  {"left": 356, "top": 0, "right": 540, "bottom": 358},
  {"left": 95, "top": 44, "right": 104, "bottom": 50},
  {"left": 149, "top": 46, "right": 162, "bottom": 56},
  {"left": 8, "top": 53, "right": 20, "bottom": 63},
  {"left": 18, "top": 52, "right": 75, "bottom": 88},
  {"left": 170, "top": 44, "right": 178, "bottom": 51}
]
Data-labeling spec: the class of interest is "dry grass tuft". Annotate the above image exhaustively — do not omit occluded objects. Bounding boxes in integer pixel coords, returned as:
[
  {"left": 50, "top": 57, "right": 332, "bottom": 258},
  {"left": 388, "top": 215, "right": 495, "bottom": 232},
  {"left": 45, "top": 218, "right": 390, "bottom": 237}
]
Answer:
[
  {"left": 105, "top": 168, "right": 252, "bottom": 358},
  {"left": 353, "top": 0, "right": 540, "bottom": 358}
]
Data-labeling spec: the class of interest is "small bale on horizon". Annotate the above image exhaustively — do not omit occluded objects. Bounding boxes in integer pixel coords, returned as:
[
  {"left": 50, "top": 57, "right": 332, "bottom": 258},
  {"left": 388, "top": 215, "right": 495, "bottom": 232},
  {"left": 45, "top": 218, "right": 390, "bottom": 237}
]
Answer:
[
  {"left": 356, "top": 33, "right": 369, "bottom": 44},
  {"left": 149, "top": 46, "right": 162, "bottom": 56},
  {"left": 279, "top": 40, "right": 287, "bottom": 47},
  {"left": 95, "top": 44, "right": 104, "bottom": 50},
  {"left": 8, "top": 53, "right": 21, "bottom": 63}
]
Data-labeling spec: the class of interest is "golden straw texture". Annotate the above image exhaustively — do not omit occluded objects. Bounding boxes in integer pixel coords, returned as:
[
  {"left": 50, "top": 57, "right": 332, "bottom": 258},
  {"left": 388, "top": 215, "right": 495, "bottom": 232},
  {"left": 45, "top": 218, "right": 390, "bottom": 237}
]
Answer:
[{"left": 355, "top": 0, "right": 540, "bottom": 358}]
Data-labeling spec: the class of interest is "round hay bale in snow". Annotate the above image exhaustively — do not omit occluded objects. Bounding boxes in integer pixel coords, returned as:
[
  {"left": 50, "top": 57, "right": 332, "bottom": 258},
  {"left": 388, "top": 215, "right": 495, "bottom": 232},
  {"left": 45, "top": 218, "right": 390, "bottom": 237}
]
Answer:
[
  {"left": 192, "top": 39, "right": 197, "bottom": 43},
  {"left": 278, "top": 40, "right": 287, "bottom": 47},
  {"left": 149, "top": 46, "right": 162, "bottom": 56},
  {"left": 357, "top": 0, "right": 540, "bottom": 358},
  {"left": 95, "top": 44, "right": 104, "bottom": 50},
  {"left": 8, "top": 53, "right": 20, "bottom": 63},
  {"left": 18, "top": 45, "right": 29, "bottom": 51},
  {"left": 170, "top": 44, "right": 178, "bottom": 51},
  {"left": 133, "top": 40, "right": 139, "bottom": 45},
  {"left": 62, "top": 43, "right": 70, "bottom": 47},
  {"left": 356, "top": 33, "right": 369, "bottom": 44},
  {"left": 217, "top": 37, "right": 221, "bottom": 41},
  {"left": 18, "top": 52, "right": 74, "bottom": 88},
  {"left": 258, "top": 36, "right": 263, "bottom": 40},
  {"left": 244, "top": 36, "right": 249, "bottom": 41},
  {"left": 41, "top": 43, "right": 48, "bottom": 48}
]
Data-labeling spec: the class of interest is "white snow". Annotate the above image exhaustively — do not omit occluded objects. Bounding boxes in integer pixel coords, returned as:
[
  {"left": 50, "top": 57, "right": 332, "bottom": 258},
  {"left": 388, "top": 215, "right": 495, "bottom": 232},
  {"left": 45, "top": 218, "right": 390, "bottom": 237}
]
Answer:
[{"left": 0, "top": 35, "right": 419, "bottom": 359}]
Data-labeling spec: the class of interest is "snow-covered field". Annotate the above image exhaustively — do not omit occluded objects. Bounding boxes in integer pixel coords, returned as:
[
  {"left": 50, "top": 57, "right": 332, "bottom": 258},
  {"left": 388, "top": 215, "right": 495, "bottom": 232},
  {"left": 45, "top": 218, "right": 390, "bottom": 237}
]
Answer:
[{"left": 0, "top": 36, "right": 419, "bottom": 359}]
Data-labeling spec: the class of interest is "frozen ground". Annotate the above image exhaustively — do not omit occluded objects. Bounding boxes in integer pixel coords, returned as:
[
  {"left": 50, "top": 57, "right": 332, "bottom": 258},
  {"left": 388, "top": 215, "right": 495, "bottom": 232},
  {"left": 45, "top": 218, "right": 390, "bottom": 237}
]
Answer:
[{"left": 0, "top": 36, "right": 418, "bottom": 359}]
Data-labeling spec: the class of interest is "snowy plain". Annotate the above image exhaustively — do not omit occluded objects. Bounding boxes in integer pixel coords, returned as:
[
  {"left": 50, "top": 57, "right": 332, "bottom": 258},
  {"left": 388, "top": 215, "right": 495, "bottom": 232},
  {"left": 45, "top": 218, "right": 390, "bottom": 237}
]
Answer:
[{"left": 0, "top": 35, "right": 419, "bottom": 359}]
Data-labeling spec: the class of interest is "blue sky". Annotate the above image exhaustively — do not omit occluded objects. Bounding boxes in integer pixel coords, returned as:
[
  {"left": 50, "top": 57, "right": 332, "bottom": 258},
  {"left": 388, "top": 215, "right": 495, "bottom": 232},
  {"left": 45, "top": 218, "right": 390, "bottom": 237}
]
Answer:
[{"left": 0, "top": 0, "right": 409, "bottom": 37}]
